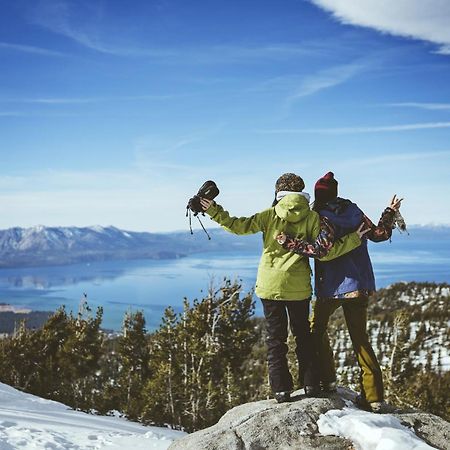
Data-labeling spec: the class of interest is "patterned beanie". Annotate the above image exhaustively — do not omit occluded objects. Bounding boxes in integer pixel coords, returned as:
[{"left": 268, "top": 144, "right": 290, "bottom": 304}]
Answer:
[
  {"left": 315, "top": 172, "right": 338, "bottom": 203},
  {"left": 275, "top": 173, "right": 305, "bottom": 193}
]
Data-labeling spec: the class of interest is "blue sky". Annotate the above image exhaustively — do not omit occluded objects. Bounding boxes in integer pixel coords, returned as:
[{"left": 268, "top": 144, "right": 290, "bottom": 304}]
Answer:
[{"left": 0, "top": 0, "right": 449, "bottom": 231}]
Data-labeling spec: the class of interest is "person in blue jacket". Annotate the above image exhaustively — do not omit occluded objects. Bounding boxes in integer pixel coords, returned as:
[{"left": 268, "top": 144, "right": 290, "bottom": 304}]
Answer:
[{"left": 277, "top": 172, "right": 402, "bottom": 413}]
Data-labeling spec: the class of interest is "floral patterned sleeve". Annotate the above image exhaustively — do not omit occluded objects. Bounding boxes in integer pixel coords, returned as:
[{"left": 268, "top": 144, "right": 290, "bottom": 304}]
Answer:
[
  {"left": 363, "top": 207, "right": 396, "bottom": 242},
  {"left": 282, "top": 216, "right": 335, "bottom": 258}
]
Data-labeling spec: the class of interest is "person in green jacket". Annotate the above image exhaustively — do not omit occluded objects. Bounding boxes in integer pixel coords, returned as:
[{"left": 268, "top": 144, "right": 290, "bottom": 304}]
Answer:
[{"left": 199, "top": 173, "right": 366, "bottom": 402}]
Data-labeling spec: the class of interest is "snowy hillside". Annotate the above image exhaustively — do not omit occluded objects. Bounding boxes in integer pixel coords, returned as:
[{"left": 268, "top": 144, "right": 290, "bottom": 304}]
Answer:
[
  {"left": 377, "top": 284, "right": 450, "bottom": 370},
  {"left": 326, "top": 282, "right": 450, "bottom": 418},
  {"left": 332, "top": 282, "right": 450, "bottom": 375},
  {"left": 0, "top": 382, "right": 186, "bottom": 449}
]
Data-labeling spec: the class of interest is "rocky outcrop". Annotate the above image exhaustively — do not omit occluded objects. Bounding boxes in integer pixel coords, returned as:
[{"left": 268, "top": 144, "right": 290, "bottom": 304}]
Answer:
[
  {"left": 395, "top": 412, "right": 450, "bottom": 449},
  {"left": 169, "top": 388, "right": 450, "bottom": 450}
]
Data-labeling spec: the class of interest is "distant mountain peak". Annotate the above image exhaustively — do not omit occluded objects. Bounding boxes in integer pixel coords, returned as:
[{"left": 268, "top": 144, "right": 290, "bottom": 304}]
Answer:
[
  {"left": 29, "top": 224, "right": 46, "bottom": 232},
  {"left": 89, "top": 225, "right": 109, "bottom": 233}
]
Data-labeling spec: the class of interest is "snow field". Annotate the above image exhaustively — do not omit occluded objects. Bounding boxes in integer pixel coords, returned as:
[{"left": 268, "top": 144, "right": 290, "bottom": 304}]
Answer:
[{"left": 0, "top": 382, "right": 186, "bottom": 450}]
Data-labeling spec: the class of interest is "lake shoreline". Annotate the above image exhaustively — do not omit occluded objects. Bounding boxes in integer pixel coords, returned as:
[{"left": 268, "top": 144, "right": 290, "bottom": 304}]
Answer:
[{"left": 0, "top": 231, "right": 449, "bottom": 331}]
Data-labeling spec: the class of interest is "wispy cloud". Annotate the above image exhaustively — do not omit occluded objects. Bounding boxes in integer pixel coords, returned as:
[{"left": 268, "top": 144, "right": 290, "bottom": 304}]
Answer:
[
  {"left": 249, "top": 60, "right": 370, "bottom": 118},
  {"left": 386, "top": 102, "right": 450, "bottom": 110},
  {"left": 133, "top": 124, "right": 226, "bottom": 170},
  {"left": 192, "top": 43, "right": 327, "bottom": 63},
  {"left": 0, "top": 110, "right": 86, "bottom": 119},
  {"left": 0, "top": 94, "right": 195, "bottom": 105},
  {"left": 259, "top": 121, "right": 450, "bottom": 134},
  {"left": 286, "top": 62, "right": 366, "bottom": 103},
  {"left": 29, "top": 0, "right": 121, "bottom": 56},
  {"left": 309, "top": 0, "right": 450, "bottom": 55},
  {"left": 0, "top": 42, "right": 65, "bottom": 57},
  {"left": 334, "top": 150, "right": 450, "bottom": 169},
  {"left": 28, "top": 1, "right": 332, "bottom": 62},
  {"left": 436, "top": 44, "right": 450, "bottom": 55},
  {"left": 0, "top": 112, "right": 25, "bottom": 117}
]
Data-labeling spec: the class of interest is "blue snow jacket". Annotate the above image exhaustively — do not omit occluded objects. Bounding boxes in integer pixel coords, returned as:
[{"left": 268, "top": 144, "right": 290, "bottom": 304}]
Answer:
[{"left": 315, "top": 198, "right": 380, "bottom": 298}]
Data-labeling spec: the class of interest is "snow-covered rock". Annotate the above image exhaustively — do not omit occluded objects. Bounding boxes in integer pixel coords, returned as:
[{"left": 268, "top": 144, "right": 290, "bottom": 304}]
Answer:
[
  {"left": 169, "top": 388, "right": 450, "bottom": 450},
  {"left": 0, "top": 382, "right": 186, "bottom": 449}
]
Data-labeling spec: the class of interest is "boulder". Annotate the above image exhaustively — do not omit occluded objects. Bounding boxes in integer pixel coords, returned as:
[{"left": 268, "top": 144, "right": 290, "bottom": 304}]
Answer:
[
  {"left": 169, "top": 388, "right": 450, "bottom": 450},
  {"left": 169, "top": 389, "right": 354, "bottom": 450}
]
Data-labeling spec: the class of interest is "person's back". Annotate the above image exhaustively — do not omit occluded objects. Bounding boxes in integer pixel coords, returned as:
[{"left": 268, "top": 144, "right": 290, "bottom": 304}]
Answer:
[
  {"left": 254, "top": 192, "right": 322, "bottom": 301},
  {"left": 315, "top": 197, "right": 376, "bottom": 298},
  {"left": 310, "top": 171, "right": 400, "bottom": 412}
]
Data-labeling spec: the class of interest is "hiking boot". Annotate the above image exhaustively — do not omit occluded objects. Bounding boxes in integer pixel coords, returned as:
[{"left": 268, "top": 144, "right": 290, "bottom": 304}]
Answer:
[
  {"left": 304, "top": 385, "right": 321, "bottom": 397},
  {"left": 354, "top": 395, "right": 389, "bottom": 413},
  {"left": 354, "top": 394, "right": 371, "bottom": 411},
  {"left": 369, "top": 401, "right": 391, "bottom": 414},
  {"left": 321, "top": 381, "right": 337, "bottom": 393},
  {"left": 274, "top": 391, "right": 291, "bottom": 403}
]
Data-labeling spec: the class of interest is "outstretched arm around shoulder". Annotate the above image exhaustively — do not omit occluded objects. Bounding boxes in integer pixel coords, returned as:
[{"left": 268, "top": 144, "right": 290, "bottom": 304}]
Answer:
[{"left": 276, "top": 217, "right": 367, "bottom": 260}]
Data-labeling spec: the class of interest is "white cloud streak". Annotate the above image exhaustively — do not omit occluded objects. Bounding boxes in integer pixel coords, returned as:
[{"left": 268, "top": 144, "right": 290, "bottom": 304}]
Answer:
[
  {"left": 333, "top": 150, "right": 450, "bottom": 168},
  {"left": 386, "top": 102, "right": 450, "bottom": 110},
  {"left": 260, "top": 121, "right": 450, "bottom": 134},
  {"left": 0, "top": 41, "right": 65, "bottom": 57},
  {"left": 28, "top": 1, "right": 332, "bottom": 63},
  {"left": 436, "top": 44, "right": 450, "bottom": 55},
  {"left": 286, "top": 62, "right": 366, "bottom": 102},
  {"left": 309, "top": 0, "right": 450, "bottom": 55},
  {"left": 0, "top": 112, "right": 22, "bottom": 117},
  {"left": 0, "top": 94, "right": 194, "bottom": 105}
]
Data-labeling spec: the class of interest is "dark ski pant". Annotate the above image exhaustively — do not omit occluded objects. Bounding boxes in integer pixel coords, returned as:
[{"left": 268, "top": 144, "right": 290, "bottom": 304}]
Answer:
[
  {"left": 261, "top": 298, "right": 318, "bottom": 393},
  {"left": 311, "top": 296, "right": 384, "bottom": 403}
]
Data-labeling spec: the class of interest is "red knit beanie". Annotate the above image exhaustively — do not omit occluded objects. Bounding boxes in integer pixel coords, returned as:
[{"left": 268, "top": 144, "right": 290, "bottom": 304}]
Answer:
[{"left": 315, "top": 172, "right": 338, "bottom": 204}]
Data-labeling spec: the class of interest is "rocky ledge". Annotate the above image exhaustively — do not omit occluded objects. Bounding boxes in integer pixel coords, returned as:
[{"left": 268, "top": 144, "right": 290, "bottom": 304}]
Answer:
[{"left": 169, "top": 388, "right": 449, "bottom": 450}]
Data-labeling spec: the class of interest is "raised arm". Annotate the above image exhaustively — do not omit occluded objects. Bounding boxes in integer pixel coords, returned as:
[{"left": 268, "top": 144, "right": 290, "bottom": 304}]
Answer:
[
  {"left": 202, "top": 199, "right": 267, "bottom": 235},
  {"left": 363, "top": 195, "right": 402, "bottom": 242}
]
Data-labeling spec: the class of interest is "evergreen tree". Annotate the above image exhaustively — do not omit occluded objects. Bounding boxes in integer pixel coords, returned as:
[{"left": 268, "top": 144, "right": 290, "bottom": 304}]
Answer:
[
  {"left": 57, "top": 303, "right": 104, "bottom": 409},
  {"left": 143, "top": 279, "right": 256, "bottom": 432},
  {"left": 0, "top": 320, "right": 38, "bottom": 390},
  {"left": 34, "top": 307, "right": 72, "bottom": 398},
  {"left": 117, "top": 310, "right": 150, "bottom": 420},
  {"left": 143, "top": 306, "right": 183, "bottom": 427}
]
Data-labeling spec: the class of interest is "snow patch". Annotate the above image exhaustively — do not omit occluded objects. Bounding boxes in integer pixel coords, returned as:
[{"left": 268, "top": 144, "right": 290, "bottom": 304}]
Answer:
[{"left": 318, "top": 406, "right": 433, "bottom": 450}]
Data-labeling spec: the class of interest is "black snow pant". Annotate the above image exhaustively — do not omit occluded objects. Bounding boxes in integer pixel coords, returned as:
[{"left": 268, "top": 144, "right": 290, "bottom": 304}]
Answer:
[{"left": 261, "top": 298, "right": 318, "bottom": 393}]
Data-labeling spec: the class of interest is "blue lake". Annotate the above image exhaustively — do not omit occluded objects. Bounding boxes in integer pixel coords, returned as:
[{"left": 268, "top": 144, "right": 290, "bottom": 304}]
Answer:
[{"left": 0, "top": 232, "right": 449, "bottom": 331}]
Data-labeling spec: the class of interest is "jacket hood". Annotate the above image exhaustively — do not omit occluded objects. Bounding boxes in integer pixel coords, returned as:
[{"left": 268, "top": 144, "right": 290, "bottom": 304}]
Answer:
[
  {"left": 321, "top": 198, "right": 362, "bottom": 229},
  {"left": 275, "top": 193, "right": 311, "bottom": 223}
]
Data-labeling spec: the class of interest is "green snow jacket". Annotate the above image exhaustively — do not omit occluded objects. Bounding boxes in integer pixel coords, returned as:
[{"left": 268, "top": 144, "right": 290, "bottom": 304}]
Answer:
[{"left": 205, "top": 193, "right": 361, "bottom": 301}]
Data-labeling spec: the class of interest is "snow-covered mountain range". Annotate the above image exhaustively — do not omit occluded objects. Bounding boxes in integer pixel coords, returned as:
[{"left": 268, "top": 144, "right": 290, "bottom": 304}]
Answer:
[
  {"left": 0, "top": 225, "right": 259, "bottom": 268},
  {"left": 0, "top": 224, "right": 448, "bottom": 268}
]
